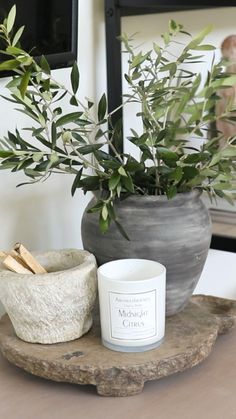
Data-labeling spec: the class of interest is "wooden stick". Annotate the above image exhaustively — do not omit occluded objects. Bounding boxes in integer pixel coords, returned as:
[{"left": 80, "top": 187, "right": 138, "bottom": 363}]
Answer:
[
  {"left": 3, "top": 255, "right": 32, "bottom": 274},
  {"left": 9, "top": 249, "right": 34, "bottom": 272},
  {"left": 14, "top": 243, "right": 47, "bottom": 274}
]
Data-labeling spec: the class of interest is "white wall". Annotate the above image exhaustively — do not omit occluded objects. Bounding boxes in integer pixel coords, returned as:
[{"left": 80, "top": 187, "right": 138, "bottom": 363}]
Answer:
[
  {"left": 195, "top": 249, "right": 236, "bottom": 299},
  {"left": 0, "top": 0, "right": 105, "bottom": 315},
  {"left": 0, "top": 0, "right": 101, "bottom": 253},
  {"left": 0, "top": 4, "right": 236, "bottom": 316}
]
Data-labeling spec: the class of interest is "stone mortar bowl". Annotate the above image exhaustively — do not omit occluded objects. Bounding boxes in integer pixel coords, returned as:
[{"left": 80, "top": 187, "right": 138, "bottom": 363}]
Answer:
[{"left": 0, "top": 249, "right": 97, "bottom": 344}]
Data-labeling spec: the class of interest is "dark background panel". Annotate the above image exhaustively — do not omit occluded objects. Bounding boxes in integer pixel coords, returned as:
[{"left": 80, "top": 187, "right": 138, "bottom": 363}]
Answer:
[{"left": 0, "top": 0, "right": 78, "bottom": 72}]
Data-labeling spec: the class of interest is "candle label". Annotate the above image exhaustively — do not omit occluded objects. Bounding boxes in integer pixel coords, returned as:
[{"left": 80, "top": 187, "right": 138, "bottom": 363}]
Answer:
[{"left": 109, "top": 290, "right": 157, "bottom": 341}]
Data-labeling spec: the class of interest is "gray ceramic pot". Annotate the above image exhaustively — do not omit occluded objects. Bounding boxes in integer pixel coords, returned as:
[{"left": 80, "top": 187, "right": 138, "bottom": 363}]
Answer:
[{"left": 82, "top": 191, "right": 211, "bottom": 316}]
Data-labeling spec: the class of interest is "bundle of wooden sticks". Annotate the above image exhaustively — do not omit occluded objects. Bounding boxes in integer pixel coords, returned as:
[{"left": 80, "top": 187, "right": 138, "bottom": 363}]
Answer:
[{"left": 0, "top": 243, "right": 47, "bottom": 274}]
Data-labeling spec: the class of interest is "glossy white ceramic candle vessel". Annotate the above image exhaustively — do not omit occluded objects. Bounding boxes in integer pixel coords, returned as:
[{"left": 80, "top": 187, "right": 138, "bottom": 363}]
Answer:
[{"left": 98, "top": 259, "right": 166, "bottom": 352}]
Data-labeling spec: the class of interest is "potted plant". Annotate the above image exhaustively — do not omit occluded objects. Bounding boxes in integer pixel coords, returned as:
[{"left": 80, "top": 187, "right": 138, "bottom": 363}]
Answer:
[{"left": 0, "top": 7, "right": 236, "bottom": 315}]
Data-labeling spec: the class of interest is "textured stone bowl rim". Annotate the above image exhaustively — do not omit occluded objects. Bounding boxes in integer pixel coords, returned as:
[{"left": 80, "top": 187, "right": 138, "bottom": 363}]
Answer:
[
  {"left": 0, "top": 249, "right": 98, "bottom": 344},
  {"left": 0, "top": 249, "right": 96, "bottom": 285}
]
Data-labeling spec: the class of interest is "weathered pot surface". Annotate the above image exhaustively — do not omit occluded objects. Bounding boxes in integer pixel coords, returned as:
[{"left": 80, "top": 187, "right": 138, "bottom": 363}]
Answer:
[
  {"left": 82, "top": 191, "right": 212, "bottom": 316},
  {"left": 0, "top": 249, "right": 97, "bottom": 344}
]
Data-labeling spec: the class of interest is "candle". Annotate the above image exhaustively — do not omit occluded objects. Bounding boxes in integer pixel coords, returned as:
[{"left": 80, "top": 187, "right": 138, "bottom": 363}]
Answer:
[{"left": 98, "top": 259, "right": 166, "bottom": 352}]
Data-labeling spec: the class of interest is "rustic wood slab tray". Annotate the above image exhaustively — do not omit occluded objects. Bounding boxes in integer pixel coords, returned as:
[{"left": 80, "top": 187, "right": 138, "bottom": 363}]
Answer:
[{"left": 0, "top": 295, "right": 236, "bottom": 397}]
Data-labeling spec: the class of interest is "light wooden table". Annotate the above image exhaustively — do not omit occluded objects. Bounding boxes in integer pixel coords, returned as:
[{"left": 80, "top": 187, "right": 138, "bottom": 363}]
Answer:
[{"left": 0, "top": 328, "right": 235, "bottom": 419}]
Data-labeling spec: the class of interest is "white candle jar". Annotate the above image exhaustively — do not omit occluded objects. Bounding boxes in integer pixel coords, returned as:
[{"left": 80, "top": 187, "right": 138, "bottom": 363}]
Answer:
[{"left": 98, "top": 259, "right": 166, "bottom": 352}]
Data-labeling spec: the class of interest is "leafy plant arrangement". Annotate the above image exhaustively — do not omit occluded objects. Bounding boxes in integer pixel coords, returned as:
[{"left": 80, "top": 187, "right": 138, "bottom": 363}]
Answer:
[{"left": 0, "top": 6, "right": 236, "bottom": 234}]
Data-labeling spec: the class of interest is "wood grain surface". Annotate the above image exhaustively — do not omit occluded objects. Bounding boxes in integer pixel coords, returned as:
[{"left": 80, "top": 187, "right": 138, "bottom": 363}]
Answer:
[
  {"left": 0, "top": 295, "right": 236, "bottom": 397},
  {"left": 0, "top": 329, "right": 235, "bottom": 419}
]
